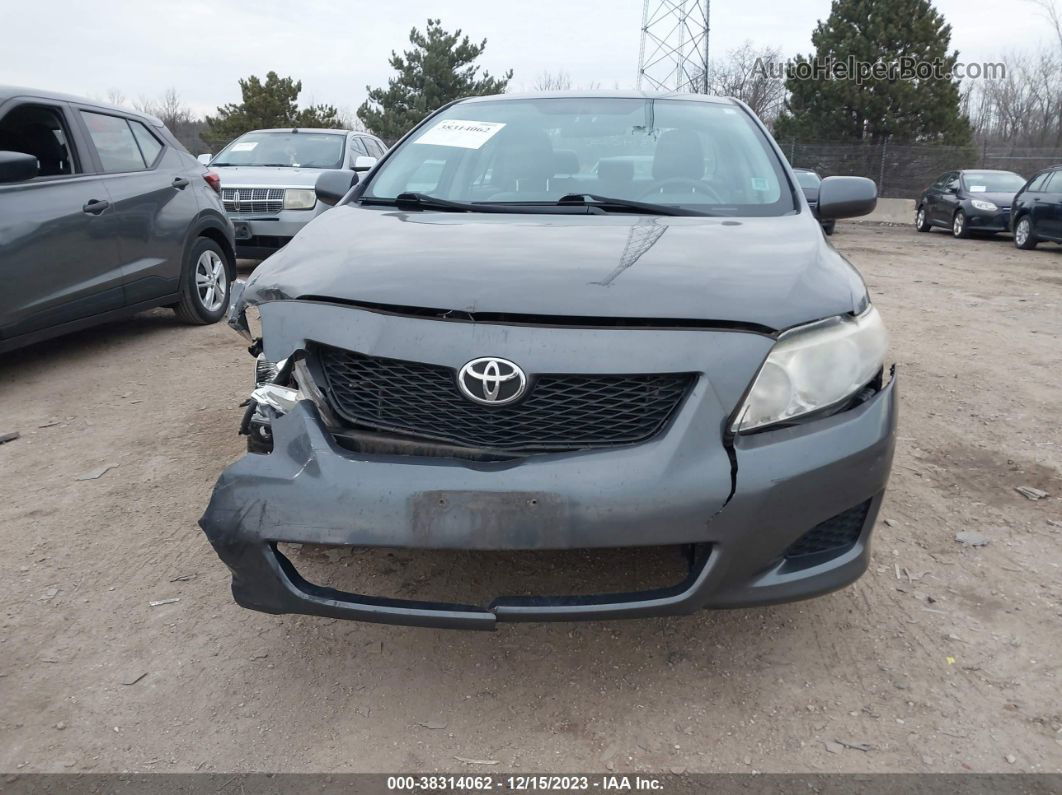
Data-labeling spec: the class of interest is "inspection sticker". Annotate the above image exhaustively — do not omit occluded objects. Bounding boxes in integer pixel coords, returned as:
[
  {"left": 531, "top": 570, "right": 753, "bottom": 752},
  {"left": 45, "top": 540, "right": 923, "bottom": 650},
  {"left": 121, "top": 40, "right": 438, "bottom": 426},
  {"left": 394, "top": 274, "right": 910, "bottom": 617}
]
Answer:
[
  {"left": 969, "top": 185, "right": 987, "bottom": 192},
  {"left": 413, "top": 119, "right": 506, "bottom": 149},
  {"left": 231, "top": 141, "right": 258, "bottom": 152}
]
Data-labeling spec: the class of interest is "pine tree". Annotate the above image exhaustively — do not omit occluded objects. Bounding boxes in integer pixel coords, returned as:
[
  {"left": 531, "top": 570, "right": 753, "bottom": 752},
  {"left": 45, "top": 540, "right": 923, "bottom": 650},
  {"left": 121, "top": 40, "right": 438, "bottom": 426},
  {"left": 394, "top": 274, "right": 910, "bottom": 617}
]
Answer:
[
  {"left": 204, "top": 72, "right": 342, "bottom": 148},
  {"left": 358, "top": 19, "right": 513, "bottom": 142},
  {"left": 774, "top": 0, "right": 971, "bottom": 144}
]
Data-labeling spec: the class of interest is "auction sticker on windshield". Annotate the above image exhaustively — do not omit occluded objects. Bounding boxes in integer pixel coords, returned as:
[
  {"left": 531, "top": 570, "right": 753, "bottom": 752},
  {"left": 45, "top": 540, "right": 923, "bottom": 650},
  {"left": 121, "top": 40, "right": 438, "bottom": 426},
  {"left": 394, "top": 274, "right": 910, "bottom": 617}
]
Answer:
[{"left": 414, "top": 120, "right": 506, "bottom": 149}]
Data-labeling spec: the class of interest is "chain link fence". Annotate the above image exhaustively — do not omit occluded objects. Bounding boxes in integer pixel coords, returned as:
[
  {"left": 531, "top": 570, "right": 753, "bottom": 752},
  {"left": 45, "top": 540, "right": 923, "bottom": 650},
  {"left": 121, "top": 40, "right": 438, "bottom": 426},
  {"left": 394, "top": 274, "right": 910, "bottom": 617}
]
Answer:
[{"left": 781, "top": 140, "right": 1062, "bottom": 199}]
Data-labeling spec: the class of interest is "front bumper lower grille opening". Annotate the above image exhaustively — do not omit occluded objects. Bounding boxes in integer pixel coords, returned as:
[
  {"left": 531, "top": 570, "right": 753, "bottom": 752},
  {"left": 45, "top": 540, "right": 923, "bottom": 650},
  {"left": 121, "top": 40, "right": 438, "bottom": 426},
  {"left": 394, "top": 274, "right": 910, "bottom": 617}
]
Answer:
[
  {"left": 274, "top": 544, "right": 699, "bottom": 607},
  {"left": 784, "top": 500, "right": 873, "bottom": 561},
  {"left": 315, "top": 344, "right": 694, "bottom": 454}
]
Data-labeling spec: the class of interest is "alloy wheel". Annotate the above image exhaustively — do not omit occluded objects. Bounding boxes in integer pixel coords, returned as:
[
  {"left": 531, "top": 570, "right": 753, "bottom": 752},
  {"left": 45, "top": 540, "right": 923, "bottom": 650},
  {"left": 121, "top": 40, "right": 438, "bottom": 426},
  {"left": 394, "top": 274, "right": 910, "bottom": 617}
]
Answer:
[
  {"left": 1016, "top": 218, "right": 1030, "bottom": 247},
  {"left": 195, "top": 250, "right": 227, "bottom": 312}
]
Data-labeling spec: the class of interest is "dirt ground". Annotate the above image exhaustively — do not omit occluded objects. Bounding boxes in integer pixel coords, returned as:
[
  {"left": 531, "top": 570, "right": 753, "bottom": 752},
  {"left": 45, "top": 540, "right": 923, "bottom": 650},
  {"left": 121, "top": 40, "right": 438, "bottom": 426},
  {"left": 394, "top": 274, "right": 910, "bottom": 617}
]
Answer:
[{"left": 1, "top": 223, "right": 1060, "bottom": 775}]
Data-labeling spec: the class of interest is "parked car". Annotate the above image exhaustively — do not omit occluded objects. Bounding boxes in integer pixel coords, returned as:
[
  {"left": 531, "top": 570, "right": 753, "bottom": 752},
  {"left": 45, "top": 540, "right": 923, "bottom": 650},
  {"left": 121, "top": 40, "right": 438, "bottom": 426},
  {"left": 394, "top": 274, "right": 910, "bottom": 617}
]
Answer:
[
  {"left": 915, "top": 169, "right": 1026, "bottom": 238},
  {"left": 203, "top": 128, "right": 387, "bottom": 259},
  {"left": 201, "top": 92, "right": 894, "bottom": 630},
  {"left": 792, "top": 168, "right": 836, "bottom": 235},
  {"left": 1011, "top": 165, "right": 1062, "bottom": 250},
  {"left": 0, "top": 86, "right": 235, "bottom": 354}
]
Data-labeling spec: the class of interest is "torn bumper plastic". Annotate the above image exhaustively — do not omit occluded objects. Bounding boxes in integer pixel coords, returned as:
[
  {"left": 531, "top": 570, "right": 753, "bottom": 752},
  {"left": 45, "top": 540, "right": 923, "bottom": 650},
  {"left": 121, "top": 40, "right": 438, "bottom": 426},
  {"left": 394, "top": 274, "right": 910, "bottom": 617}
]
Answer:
[{"left": 199, "top": 372, "right": 897, "bottom": 630}]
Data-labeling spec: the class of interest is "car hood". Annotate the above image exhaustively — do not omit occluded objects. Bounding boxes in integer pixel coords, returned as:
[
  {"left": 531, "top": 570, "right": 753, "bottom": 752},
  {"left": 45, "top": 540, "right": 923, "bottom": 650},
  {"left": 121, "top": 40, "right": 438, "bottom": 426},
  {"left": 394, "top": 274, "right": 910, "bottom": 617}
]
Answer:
[
  {"left": 208, "top": 165, "right": 329, "bottom": 188},
  {"left": 967, "top": 191, "right": 1017, "bottom": 205},
  {"left": 243, "top": 205, "right": 869, "bottom": 333}
]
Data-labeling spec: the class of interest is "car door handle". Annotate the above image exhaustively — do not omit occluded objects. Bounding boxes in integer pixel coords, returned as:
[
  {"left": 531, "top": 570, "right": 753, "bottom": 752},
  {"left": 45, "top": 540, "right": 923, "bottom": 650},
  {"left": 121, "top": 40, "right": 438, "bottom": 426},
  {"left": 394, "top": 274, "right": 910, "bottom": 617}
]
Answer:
[
  {"left": 172, "top": 177, "right": 189, "bottom": 189},
  {"left": 82, "top": 199, "right": 110, "bottom": 215}
]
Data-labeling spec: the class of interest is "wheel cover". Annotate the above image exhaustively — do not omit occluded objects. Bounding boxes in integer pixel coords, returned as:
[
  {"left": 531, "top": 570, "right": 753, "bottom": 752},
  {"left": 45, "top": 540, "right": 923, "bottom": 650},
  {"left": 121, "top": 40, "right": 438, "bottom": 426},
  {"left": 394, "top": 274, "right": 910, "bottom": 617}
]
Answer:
[
  {"left": 954, "top": 213, "right": 964, "bottom": 235},
  {"left": 195, "top": 250, "right": 227, "bottom": 312},
  {"left": 917, "top": 209, "right": 925, "bottom": 227}
]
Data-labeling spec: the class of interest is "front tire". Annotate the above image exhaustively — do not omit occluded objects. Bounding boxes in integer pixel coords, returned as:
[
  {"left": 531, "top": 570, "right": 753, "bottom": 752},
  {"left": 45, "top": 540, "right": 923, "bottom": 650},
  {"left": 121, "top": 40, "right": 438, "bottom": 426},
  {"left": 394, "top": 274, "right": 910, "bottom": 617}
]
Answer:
[
  {"left": 1014, "top": 215, "right": 1039, "bottom": 250},
  {"left": 952, "top": 210, "right": 970, "bottom": 239},
  {"left": 915, "top": 205, "right": 932, "bottom": 232},
  {"left": 174, "top": 237, "right": 231, "bottom": 325}
]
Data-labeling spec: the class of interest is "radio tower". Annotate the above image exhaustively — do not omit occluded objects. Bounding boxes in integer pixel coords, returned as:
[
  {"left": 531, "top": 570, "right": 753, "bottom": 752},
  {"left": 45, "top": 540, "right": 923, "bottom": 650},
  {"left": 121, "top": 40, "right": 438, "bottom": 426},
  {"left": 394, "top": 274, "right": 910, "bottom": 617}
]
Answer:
[{"left": 636, "top": 0, "right": 710, "bottom": 93}]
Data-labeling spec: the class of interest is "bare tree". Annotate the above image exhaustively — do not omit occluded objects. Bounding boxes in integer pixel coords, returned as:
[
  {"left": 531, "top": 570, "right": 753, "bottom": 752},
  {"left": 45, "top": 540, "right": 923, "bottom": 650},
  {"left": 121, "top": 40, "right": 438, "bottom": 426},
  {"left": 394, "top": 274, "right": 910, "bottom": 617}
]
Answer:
[
  {"left": 706, "top": 42, "right": 786, "bottom": 124},
  {"left": 965, "top": 47, "right": 1062, "bottom": 147},
  {"left": 534, "top": 70, "right": 573, "bottom": 91},
  {"left": 105, "top": 88, "right": 126, "bottom": 107},
  {"left": 1026, "top": 0, "right": 1062, "bottom": 54}
]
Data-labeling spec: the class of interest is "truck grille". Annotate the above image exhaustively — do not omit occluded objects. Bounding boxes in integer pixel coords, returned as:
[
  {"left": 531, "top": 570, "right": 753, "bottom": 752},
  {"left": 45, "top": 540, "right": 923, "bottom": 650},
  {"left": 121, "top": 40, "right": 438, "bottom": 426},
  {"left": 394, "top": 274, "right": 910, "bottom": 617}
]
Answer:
[
  {"left": 222, "top": 187, "right": 284, "bottom": 214},
  {"left": 316, "top": 345, "right": 694, "bottom": 453}
]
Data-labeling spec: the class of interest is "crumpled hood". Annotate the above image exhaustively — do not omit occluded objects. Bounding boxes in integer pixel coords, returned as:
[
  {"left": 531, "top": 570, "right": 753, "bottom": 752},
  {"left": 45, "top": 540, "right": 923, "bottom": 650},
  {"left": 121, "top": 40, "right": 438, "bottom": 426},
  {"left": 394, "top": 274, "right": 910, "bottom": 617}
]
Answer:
[
  {"left": 209, "top": 165, "right": 327, "bottom": 188},
  {"left": 244, "top": 204, "right": 869, "bottom": 333}
]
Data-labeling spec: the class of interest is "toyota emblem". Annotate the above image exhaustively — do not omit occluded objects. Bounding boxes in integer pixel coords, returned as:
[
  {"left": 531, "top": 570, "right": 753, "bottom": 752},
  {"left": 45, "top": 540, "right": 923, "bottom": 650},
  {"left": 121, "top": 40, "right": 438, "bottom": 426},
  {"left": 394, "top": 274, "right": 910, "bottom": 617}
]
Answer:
[{"left": 457, "top": 357, "right": 527, "bottom": 406}]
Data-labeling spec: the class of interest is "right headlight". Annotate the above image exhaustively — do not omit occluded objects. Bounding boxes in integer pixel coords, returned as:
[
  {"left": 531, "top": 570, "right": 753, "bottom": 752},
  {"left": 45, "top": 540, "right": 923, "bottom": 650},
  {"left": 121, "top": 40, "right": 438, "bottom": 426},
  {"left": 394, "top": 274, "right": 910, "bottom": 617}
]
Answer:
[{"left": 732, "top": 305, "right": 888, "bottom": 433}]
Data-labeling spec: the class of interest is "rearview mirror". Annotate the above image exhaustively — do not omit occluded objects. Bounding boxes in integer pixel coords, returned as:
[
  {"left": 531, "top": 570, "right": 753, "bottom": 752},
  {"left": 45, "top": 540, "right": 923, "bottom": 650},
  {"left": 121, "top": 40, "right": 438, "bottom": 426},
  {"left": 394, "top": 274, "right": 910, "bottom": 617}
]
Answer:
[
  {"left": 817, "top": 176, "right": 877, "bottom": 220},
  {"left": 197, "top": 153, "right": 212, "bottom": 165},
  {"left": 0, "top": 151, "right": 39, "bottom": 183},
  {"left": 353, "top": 156, "right": 377, "bottom": 172},
  {"left": 315, "top": 170, "right": 359, "bottom": 206}
]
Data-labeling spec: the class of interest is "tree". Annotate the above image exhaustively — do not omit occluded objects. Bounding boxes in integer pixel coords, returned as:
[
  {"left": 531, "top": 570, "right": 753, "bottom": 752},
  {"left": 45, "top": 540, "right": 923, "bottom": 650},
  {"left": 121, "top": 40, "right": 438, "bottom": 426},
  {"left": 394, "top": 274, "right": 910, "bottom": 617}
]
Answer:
[
  {"left": 204, "top": 72, "right": 342, "bottom": 148},
  {"left": 774, "top": 0, "right": 971, "bottom": 144},
  {"left": 707, "top": 42, "right": 786, "bottom": 125},
  {"left": 358, "top": 19, "right": 512, "bottom": 142},
  {"left": 534, "top": 70, "right": 573, "bottom": 91}
]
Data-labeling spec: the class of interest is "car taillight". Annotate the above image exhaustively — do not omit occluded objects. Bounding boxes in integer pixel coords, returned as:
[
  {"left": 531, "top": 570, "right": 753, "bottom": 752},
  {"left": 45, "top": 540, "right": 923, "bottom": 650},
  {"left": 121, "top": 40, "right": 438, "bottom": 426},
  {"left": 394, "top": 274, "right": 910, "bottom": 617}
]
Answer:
[{"left": 203, "top": 171, "right": 221, "bottom": 194}]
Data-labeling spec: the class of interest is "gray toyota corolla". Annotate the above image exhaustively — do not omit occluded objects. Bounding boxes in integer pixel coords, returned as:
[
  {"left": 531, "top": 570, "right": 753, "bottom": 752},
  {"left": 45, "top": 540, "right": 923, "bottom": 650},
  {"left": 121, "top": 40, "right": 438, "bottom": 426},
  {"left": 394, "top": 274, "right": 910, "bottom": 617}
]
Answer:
[{"left": 201, "top": 92, "right": 896, "bottom": 630}]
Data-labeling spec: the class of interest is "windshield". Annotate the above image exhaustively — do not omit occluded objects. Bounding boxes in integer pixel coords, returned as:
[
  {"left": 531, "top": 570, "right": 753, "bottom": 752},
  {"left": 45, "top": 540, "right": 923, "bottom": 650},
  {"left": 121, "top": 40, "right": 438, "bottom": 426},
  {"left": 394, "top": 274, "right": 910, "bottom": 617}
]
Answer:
[
  {"left": 364, "top": 97, "right": 795, "bottom": 216},
  {"left": 794, "top": 171, "right": 821, "bottom": 188},
  {"left": 211, "top": 131, "right": 345, "bottom": 168},
  {"left": 962, "top": 171, "right": 1026, "bottom": 193}
]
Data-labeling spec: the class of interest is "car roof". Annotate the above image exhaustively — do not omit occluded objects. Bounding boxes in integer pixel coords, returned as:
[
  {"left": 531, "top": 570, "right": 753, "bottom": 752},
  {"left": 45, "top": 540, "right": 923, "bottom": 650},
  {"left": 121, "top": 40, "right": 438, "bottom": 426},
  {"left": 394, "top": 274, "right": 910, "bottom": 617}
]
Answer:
[
  {"left": 248, "top": 128, "right": 360, "bottom": 135},
  {"left": 959, "top": 169, "right": 1022, "bottom": 174},
  {"left": 459, "top": 90, "right": 737, "bottom": 105},
  {"left": 0, "top": 84, "right": 164, "bottom": 126}
]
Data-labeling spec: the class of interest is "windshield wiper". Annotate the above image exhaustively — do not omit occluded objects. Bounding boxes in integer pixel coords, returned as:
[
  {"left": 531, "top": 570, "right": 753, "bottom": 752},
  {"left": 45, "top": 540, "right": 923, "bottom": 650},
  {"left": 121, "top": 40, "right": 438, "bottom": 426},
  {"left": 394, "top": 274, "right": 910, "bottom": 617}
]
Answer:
[
  {"left": 553, "top": 194, "right": 708, "bottom": 216},
  {"left": 362, "top": 193, "right": 595, "bottom": 215}
]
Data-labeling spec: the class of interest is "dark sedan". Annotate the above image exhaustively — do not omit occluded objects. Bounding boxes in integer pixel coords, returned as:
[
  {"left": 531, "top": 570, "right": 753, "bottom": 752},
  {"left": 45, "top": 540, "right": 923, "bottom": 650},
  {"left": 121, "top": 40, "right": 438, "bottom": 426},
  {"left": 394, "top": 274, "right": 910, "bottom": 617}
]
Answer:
[
  {"left": 1011, "top": 165, "right": 1062, "bottom": 250},
  {"left": 915, "top": 169, "right": 1025, "bottom": 238},
  {"left": 792, "top": 168, "right": 835, "bottom": 235}
]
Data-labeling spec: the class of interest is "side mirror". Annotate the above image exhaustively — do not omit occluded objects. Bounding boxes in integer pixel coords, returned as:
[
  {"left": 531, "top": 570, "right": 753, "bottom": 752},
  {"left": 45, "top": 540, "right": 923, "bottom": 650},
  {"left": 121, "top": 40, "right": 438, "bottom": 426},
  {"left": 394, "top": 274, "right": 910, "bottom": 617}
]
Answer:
[
  {"left": 817, "top": 176, "right": 877, "bottom": 220},
  {"left": 315, "top": 169, "right": 359, "bottom": 206},
  {"left": 352, "top": 156, "right": 378, "bottom": 172},
  {"left": 0, "top": 151, "right": 39, "bottom": 183},
  {"left": 197, "top": 153, "right": 212, "bottom": 166}
]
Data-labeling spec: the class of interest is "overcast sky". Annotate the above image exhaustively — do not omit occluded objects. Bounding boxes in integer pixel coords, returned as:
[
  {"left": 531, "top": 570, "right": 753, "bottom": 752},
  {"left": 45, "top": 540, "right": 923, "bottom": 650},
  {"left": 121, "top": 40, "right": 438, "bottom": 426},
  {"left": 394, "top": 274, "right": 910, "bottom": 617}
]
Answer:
[{"left": 4, "top": 0, "right": 1054, "bottom": 118}]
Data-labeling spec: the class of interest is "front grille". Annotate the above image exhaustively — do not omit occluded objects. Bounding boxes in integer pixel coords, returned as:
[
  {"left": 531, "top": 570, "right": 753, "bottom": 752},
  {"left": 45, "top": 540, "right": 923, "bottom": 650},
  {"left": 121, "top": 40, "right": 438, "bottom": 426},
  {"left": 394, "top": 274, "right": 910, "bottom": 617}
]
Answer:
[
  {"left": 784, "top": 501, "right": 872, "bottom": 560},
  {"left": 222, "top": 187, "right": 284, "bottom": 214},
  {"left": 316, "top": 345, "right": 694, "bottom": 453}
]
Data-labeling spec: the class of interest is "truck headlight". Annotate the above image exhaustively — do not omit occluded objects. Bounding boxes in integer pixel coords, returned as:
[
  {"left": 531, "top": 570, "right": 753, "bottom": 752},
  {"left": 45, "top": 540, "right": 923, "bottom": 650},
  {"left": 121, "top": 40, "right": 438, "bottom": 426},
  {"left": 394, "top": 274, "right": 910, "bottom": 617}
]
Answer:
[
  {"left": 284, "top": 189, "right": 317, "bottom": 210},
  {"left": 971, "top": 199, "right": 998, "bottom": 212},
  {"left": 732, "top": 306, "right": 888, "bottom": 433}
]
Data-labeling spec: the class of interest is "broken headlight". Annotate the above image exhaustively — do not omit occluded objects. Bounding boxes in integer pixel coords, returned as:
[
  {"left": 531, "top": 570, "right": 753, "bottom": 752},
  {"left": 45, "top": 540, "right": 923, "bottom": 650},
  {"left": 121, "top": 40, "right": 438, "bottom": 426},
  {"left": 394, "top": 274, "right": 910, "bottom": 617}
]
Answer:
[{"left": 732, "top": 305, "right": 888, "bottom": 433}]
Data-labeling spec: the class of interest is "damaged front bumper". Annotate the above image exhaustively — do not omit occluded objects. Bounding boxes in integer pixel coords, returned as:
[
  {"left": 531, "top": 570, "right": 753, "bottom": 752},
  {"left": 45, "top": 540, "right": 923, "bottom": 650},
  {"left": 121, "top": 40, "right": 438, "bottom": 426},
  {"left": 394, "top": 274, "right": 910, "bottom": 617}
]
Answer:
[{"left": 200, "top": 299, "right": 897, "bottom": 629}]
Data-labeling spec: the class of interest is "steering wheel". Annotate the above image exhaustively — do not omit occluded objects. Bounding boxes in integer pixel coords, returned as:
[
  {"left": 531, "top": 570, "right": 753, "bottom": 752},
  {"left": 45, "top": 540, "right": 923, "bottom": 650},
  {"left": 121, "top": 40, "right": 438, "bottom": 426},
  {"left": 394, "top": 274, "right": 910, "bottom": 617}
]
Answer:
[{"left": 639, "top": 178, "right": 723, "bottom": 203}]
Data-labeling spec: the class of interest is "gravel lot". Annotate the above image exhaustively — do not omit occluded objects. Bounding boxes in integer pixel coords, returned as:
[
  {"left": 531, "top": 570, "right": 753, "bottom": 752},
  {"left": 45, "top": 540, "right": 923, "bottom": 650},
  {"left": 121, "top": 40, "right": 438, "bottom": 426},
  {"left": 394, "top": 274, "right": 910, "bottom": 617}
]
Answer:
[{"left": 1, "top": 223, "right": 1060, "bottom": 774}]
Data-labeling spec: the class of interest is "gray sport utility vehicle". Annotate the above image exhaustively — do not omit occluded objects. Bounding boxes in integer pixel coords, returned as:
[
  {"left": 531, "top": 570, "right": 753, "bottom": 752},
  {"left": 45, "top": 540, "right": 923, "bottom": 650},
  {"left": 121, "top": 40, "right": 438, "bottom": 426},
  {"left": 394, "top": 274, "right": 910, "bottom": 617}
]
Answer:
[{"left": 0, "top": 86, "right": 235, "bottom": 353}]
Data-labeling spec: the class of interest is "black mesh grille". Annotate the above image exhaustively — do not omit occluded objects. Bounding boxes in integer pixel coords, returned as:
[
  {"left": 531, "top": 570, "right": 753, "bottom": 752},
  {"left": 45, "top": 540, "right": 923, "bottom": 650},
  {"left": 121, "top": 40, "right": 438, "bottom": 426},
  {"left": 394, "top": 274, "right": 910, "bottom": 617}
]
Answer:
[
  {"left": 785, "top": 501, "right": 872, "bottom": 560},
  {"left": 316, "top": 345, "right": 694, "bottom": 453}
]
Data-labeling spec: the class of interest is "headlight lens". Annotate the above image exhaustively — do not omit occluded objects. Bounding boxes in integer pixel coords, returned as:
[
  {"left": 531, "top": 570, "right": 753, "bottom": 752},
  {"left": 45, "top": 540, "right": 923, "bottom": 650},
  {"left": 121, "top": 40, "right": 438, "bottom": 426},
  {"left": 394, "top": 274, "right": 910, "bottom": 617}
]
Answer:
[
  {"left": 971, "top": 199, "right": 998, "bottom": 212},
  {"left": 284, "top": 189, "right": 317, "bottom": 210},
  {"left": 733, "top": 306, "right": 888, "bottom": 432}
]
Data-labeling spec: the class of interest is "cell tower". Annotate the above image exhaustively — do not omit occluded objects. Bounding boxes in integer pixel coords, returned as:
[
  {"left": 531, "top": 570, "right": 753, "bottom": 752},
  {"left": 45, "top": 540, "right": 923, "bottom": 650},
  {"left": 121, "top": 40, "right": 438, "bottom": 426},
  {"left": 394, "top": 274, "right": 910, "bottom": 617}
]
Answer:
[{"left": 636, "top": 0, "right": 710, "bottom": 93}]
